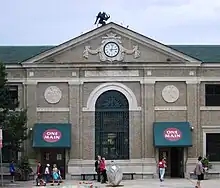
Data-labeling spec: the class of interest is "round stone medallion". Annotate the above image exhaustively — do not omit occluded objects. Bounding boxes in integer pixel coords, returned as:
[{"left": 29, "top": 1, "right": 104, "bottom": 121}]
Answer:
[
  {"left": 162, "top": 85, "right": 179, "bottom": 103},
  {"left": 44, "top": 86, "right": 62, "bottom": 104}
]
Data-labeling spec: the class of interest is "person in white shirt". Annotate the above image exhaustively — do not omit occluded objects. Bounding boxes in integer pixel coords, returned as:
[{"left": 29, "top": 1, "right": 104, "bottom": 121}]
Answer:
[{"left": 44, "top": 164, "right": 50, "bottom": 183}]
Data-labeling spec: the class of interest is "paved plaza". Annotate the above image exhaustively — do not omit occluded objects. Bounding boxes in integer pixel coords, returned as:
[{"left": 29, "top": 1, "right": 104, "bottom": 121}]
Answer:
[{"left": 1, "top": 179, "right": 220, "bottom": 188}]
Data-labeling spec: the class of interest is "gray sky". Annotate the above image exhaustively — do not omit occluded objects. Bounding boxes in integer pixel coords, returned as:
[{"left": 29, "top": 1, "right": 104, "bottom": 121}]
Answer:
[{"left": 1, "top": 0, "right": 220, "bottom": 45}]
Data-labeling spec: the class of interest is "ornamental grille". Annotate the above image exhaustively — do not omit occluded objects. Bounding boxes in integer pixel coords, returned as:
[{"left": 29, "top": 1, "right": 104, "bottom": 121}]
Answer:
[{"left": 95, "top": 90, "right": 129, "bottom": 160}]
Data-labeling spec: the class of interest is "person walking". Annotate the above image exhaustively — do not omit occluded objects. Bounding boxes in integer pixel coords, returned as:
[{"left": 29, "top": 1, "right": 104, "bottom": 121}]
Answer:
[
  {"left": 44, "top": 164, "right": 50, "bottom": 183},
  {"left": 95, "top": 155, "right": 101, "bottom": 182},
  {"left": 194, "top": 156, "right": 204, "bottom": 188},
  {"left": 51, "top": 164, "right": 61, "bottom": 186},
  {"left": 158, "top": 158, "right": 166, "bottom": 182},
  {"left": 9, "top": 160, "right": 15, "bottom": 183},
  {"left": 36, "top": 162, "right": 44, "bottom": 186}
]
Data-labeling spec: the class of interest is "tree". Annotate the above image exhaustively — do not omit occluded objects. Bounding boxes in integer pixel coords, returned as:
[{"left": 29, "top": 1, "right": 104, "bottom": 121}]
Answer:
[{"left": 0, "top": 62, "right": 28, "bottom": 161}]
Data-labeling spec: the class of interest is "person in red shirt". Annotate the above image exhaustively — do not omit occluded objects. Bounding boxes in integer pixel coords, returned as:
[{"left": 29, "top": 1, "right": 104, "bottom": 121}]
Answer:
[
  {"left": 100, "top": 157, "right": 107, "bottom": 183},
  {"left": 36, "top": 162, "right": 44, "bottom": 186},
  {"left": 158, "top": 158, "right": 166, "bottom": 182}
]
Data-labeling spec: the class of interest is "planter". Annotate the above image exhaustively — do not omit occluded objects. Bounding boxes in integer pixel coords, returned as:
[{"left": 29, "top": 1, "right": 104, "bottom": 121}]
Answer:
[
  {"left": 16, "top": 170, "right": 31, "bottom": 181},
  {"left": 204, "top": 172, "right": 209, "bottom": 180},
  {"left": 23, "top": 171, "right": 29, "bottom": 181}
]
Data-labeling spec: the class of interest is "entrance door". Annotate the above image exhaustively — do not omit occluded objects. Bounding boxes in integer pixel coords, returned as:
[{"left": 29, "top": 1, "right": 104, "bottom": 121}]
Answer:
[
  {"left": 159, "top": 147, "right": 184, "bottom": 178},
  {"left": 159, "top": 148, "right": 170, "bottom": 177},
  {"left": 41, "top": 148, "right": 66, "bottom": 179},
  {"left": 170, "top": 147, "right": 184, "bottom": 178}
]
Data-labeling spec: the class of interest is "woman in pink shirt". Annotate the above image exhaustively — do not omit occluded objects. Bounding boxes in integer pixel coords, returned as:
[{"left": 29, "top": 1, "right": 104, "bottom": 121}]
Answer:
[{"left": 100, "top": 157, "right": 107, "bottom": 183}]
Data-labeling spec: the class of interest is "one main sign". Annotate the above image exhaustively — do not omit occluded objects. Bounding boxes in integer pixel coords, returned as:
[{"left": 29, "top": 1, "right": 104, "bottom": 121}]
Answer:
[
  {"left": 42, "top": 129, "right": 62, "bottom": 143},
  {"left": 163, "top": 128, "right": 182, "bottom": 141}
]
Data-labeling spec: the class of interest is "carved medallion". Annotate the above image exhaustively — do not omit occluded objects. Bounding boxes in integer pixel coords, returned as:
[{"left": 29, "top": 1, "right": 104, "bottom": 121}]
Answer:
[
  {"left": 162, "top": 85, "right": 179, "bottom": 103},
  {"left": 83, "top": 33, "right": 140, "bottom": 62},
  {"left": 44, "top": 86, "right": 62, "bottom": 104}
]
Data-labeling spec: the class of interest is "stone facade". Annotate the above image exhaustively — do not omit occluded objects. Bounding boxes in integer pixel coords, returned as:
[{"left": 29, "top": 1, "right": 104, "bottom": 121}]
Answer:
[{"left": 4, "top": 23, "right": 220, "bottom": 178}]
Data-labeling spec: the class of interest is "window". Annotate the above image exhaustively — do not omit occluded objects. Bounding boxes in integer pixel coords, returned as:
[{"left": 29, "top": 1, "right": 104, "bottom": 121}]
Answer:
[
  {"left": 206, "top": 133, "right": 220, "bottom": 161},
  {"left": 205, "top": 84, "right": 220, "bottom": 106},
  {"left": 2, "top": 146, "right": 18, "bottom": 163},
  {"left": 8, "top": 85, "right": 18, "bottom": 107},
  {"left": 95, "top": 90, "right": 129, "bottom": 160}
]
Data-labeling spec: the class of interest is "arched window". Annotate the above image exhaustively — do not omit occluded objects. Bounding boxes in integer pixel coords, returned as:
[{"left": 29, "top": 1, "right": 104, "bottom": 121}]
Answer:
[{"left": 95, "top": 90, "right": 129, "bottom": 160}]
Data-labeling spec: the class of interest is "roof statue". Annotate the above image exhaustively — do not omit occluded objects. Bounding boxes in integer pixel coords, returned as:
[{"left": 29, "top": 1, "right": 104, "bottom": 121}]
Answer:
[{"left": 94, "top": 12, "right": 110, "bottom": 26}]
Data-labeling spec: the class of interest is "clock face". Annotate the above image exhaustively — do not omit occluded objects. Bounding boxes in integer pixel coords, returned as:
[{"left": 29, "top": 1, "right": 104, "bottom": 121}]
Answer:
[{"left": 104, "top": 42, "right": 119, "bottom": 57}]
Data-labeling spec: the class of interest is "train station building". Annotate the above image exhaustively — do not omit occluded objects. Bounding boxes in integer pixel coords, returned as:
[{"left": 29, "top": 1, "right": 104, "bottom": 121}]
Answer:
[{"left": 2, "top": 22, "right": 220, "bottom": 179}]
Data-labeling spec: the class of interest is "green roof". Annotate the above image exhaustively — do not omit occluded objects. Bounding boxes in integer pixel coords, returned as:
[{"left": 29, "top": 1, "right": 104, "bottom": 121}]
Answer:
[
  {"left": 170, "top": 45, "right": 220, "bottom": 63},
  {"left": 0, "top": 45, "right": 220, "bottom": 64},
  {"left": 0, "top": 46, "right": 53, "bottom": 64}
]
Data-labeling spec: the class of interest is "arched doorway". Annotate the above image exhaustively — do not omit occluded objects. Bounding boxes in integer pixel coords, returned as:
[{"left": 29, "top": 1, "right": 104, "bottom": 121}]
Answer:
[{"left": 95, "top": 90, "right": 129, "bottom": 160}]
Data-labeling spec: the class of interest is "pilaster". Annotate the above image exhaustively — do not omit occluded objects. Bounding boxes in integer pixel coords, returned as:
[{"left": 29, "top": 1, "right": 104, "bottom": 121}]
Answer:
[
  {"left": 142, "top": 79, "right": 155, "bottom": 158},
  {"left": 68, "top": 81, "right": 81, "bottom": 159},
  {"left": 186, "top": 81, "right": 200, "bottom": 157},
  {"left": 24, "top": 81, "right": 37, "bottom": 158}
]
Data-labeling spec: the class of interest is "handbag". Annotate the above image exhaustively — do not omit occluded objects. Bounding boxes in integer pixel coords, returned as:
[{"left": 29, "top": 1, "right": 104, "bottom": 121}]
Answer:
[{"left": 53, "top": 172, "right": 59, "bottom": 180}]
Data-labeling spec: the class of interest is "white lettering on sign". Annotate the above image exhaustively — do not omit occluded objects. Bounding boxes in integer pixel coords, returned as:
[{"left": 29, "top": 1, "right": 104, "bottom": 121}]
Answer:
[
  {"left": 44, "top": 135, "right": 61, "bottom": 140},
  {"left": 42, "top": 129, "right": 62, "bottom": 143},
  {"left": 165, "top": 131, "right": 181, "bottom": 138},
  {"left": 163, "top": 128, "right": 182, "bottom": 141}
]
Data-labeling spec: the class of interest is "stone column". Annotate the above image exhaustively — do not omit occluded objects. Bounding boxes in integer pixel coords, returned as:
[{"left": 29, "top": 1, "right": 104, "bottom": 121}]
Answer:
[
  {"left": 68, "top": 81, "right": 81, "bottom": 159},
  {"left": 82, "top": 111, "right": 95, "bottom": 160},
  {"left": 25, "top": 81, "right": 37, "bottom": 159},
  {"left": 143, "top": 80, "right": 155, "bottom": 158},
  {"left": 141, "top": 79, "right": 157, "bottom": 176},
  {"left": 140, "top": 83, "right": 145, "bottom": 159},
  {"left": 186, "top": 81, "right": 200, "bottom": 158},
  {"left": 18, "top": 84, "right": 24, "bottom": 109}
]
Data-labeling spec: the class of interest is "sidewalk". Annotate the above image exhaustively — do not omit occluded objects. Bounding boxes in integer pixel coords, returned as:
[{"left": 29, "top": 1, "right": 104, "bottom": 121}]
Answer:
[{"left": 0, "top": 178, "right": 219, "bottom": 188}]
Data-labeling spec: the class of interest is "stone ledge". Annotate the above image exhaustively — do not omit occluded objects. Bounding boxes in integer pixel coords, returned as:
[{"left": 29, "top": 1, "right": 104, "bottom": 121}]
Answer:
[
  {"left": 189, "top": 171, "right": 220, "bottom": 179},
  {"left": 68, "top": 172, "right": 155, "bottom": 180},
  {"left": 68, "top": 158, "right": 157, "bottom": 175}
]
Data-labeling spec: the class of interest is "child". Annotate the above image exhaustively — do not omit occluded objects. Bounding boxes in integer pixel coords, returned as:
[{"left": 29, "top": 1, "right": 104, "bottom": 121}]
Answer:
[{"left": 51, "top": 164, "right": 61, "bottom": 186}]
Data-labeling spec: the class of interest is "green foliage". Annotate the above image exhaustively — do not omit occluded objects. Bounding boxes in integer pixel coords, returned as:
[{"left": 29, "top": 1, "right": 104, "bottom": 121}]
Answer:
[
  {"left": 17, "top": 156, "right": 33, "bottom": 173},
  {"left": 16, "top": 156, "right": 33, "bottom": 180},
  {"left": 3, "top": 110, "right": 28, "bottom": 151},
  {"left": 0, "top": 62, "right": 16, "bottom": 110},
  {"left": 202, "top": 156, "right": 212, "bottom": 169},
  {"left": 0, "top": 61, "right": 28, "bottom": 153}
]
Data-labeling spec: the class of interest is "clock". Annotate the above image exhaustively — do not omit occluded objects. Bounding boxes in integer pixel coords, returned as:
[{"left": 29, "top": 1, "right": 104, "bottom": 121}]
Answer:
[
  {"left": 162, "top": 85, "right": 179, "bottom": 103},
  {"left": 104, "top": 42, "right": 119, "bottom": 57}
]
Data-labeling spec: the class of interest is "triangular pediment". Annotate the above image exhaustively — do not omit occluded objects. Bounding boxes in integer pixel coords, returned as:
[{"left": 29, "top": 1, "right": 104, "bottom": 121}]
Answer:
[{"left": 22, "top": 22, "right": 201, "bottom": 65}]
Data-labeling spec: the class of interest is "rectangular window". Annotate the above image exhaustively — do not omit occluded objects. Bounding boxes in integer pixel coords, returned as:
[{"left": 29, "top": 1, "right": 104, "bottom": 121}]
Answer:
[
  {"left": 205, "top": 84, "right": 220, "bottom": 106},
  {"left": 2, "top": 147, "right": 18, "bottom": 163},
  {"left": 206, "top": 133, "right": 220, "bottom": 161},
  {"left": 8, "top": 85, "right": 19, "bottom": 107}
]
